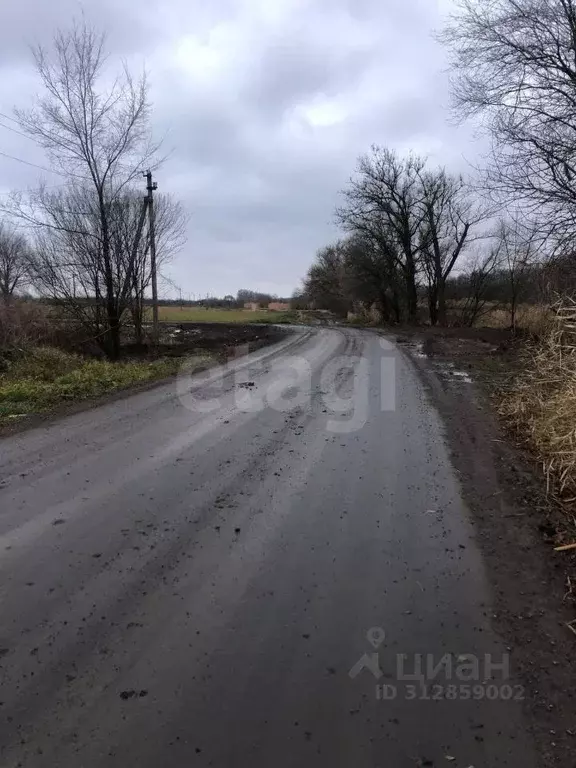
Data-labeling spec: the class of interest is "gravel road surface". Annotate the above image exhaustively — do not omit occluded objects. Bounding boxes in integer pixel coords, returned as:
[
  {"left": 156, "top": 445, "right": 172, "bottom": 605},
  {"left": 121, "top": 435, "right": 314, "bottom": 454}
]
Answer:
[{"left": 0, "top": 327, "right": 539, "bottom": 767}]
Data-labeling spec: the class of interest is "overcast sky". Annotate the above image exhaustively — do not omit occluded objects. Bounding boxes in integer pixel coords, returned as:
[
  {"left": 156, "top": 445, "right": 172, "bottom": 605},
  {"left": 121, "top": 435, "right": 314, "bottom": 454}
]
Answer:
[{"left": 0, "top": 0, "right": 483, "bottom": 298}]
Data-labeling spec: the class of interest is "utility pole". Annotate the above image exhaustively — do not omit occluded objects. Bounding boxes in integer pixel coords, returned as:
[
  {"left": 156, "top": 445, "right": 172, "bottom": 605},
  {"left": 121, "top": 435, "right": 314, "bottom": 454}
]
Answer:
[{"left": 144, "top": 170, "right": 159, "bottom": 346}]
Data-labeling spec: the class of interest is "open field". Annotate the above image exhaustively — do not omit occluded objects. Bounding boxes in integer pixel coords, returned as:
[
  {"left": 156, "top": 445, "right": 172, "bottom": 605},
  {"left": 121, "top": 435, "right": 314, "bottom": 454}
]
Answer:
[{"left": 156, "top": 306, "right": 293, "bottom": 324}]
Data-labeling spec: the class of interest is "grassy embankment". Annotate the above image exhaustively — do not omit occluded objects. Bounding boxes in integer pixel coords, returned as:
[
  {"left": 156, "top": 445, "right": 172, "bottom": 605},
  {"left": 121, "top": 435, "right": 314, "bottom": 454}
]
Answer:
[
  {"left": 0, "top": 347, "right": 211, "bottom": 425},
  {"left": 0, "top": 303, "right": 298, "bottom": 427}
]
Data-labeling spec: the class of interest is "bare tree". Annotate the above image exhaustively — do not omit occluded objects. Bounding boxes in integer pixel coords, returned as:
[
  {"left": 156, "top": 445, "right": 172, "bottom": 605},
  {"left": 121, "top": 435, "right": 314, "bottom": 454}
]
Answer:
[
  {"left": 496, "top": 218, "right": 540, "bottom": 332},
  {"left": 291, "top": 288, "right": 308, "bottom": 310},
  {"left": 26, "top": 184, "right": 115, "bottom": 349},
  {"left": 0, "top": 222, "right": 30, "bottom": 299},
  {"left": 337, "top": 147, "right": 427, "bottom": 322},
  {"left": 114, "top": 192, "right": 186, "bottom": 344},
  {"left": 440, "top": 0, "right": 576, "bottom": 234},
  {"left": 538, "top": 251, "right": 576, "bottom": 302},
  {"left": 343, "top": 237, "right": 402, "bottom": 323},
  {"left": 304, "top": 243, "right": 351, "bottom": 316},
  {"left": 7, "top": 21, "right": 159, "bottom": 357},
  {"left": 418, "top": 169, "right": 483, "bottom": 325},
  {"left": 26, "top": 185, "right": 185, "bottom": 351},
  {"left": 337, "top": 147, "right": 484, "bottom": 325},
  {"left": 454, "top": 244, "right": 503, "bottom": 327}
]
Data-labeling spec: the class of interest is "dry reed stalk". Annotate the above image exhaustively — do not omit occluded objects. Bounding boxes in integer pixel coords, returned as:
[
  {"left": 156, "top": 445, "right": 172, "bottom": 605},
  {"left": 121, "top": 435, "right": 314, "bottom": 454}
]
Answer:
[{"left": 498, "top": 299, "right": 576, "bottom": 502}]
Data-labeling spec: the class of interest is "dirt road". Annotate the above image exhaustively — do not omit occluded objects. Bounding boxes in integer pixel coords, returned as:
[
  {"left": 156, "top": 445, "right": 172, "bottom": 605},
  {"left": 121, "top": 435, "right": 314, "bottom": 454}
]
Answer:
[{"left": 0, "top": 327, "right": 544, "bottom": 766}]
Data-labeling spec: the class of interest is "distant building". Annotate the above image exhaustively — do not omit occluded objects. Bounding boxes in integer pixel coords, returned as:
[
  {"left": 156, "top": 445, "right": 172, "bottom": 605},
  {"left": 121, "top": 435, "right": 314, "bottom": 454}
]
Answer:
[
  {"left": 268, "top": 302, "right": 290, "bottom": 311},
  {"left": 244, "top": 302, "right": 260, "bottom": 311}
]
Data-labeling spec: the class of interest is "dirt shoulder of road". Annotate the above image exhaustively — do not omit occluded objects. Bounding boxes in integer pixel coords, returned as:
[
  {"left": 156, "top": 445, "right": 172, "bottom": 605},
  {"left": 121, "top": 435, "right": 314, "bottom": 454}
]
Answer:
[
  {"left": 393, "top": 327, "right": 576, "bottom": 768},
  {"left": 0, "top": 323, "right": 289, "bottom": 440}
]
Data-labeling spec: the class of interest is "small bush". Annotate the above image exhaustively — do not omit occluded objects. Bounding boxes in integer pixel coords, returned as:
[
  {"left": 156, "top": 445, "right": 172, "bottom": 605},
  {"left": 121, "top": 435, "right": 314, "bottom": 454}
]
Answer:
[
  {"left": 0, "top": 300, "right": 52, "bottom": 352},
  {"left": 6, "top": 347, "right": 80, "bottom": 381}
]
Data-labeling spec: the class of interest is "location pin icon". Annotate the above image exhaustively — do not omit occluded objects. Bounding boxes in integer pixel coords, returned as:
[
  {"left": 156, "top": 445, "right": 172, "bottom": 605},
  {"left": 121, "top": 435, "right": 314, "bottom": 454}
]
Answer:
[{"left": 367, "top": 627, "right": 386, "bottom": 648}]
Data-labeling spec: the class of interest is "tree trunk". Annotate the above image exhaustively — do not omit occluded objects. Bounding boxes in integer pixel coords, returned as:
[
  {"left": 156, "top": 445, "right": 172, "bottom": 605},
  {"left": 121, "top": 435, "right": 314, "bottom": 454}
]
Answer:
[
  {"left": 105, "top": 309, "right": 121, "bottom": 359},
  {"left": 465, "top": 295, "right": 480, "bottom": 327},
  {"left": 99, "top": 188, "right": 121, "bottom": 360},
  {"left": 437, "top": 280, "right": 447, "bottom": 326},
  {"left": 510, "top": 298, "right": 517, "bottom": 334},
  {"left": 509, "top": 275, "right": 518, "bottom": 334},
  {"left": 132, "top": 305, "right": 144, "bottom": 345},
  {"left": 428, "top": 287, "right": 438, "bottom": 326},
  {"left": 378, "top": 290, "right": 391, "bottom": 323},
  {"left": 405, "top": 266, "right": 418, "bottom": 323},
  {"left": 391, "top": 289, "right": 401, "bottom": 323}
]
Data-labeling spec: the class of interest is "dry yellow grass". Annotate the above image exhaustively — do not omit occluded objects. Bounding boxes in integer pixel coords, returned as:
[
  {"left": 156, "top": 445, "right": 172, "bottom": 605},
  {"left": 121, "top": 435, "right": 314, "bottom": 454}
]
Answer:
[
  {"left": 498, "top": 302, "right": 576, "bottom": 500},
  {"left": 480, "top": 304, "right": 555, "bottom": 336}
]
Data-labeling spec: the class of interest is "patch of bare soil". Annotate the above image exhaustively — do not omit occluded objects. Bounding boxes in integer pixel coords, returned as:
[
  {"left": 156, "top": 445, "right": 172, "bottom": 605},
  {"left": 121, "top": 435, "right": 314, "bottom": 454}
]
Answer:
[
  {"left": 396, "top": 327, "right": 576, "bottom": 768},
  {"left": 125, "top": 322, "right": 289, "bottom": 361}
]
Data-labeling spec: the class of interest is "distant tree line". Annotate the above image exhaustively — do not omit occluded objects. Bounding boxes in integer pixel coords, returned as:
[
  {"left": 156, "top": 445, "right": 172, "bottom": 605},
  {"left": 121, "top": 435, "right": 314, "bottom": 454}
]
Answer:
[
  {"left": 304, "top": 192, "right": 568, "bottom": 329},
  {"left": 303, "top": 146, "right": 487, "bottom": 326}
]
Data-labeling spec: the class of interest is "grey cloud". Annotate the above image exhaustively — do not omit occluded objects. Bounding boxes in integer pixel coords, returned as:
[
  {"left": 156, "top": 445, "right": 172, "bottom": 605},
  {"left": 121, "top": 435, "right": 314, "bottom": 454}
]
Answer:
[
  {"left": 0, "top": 1, "right": 146, "bottom": 63},
  {"left": 242, "top": 32, "right": 377, "bottom": 120},
  {"left": 0, "top": 0, "right": 482, "bottom": 297}
]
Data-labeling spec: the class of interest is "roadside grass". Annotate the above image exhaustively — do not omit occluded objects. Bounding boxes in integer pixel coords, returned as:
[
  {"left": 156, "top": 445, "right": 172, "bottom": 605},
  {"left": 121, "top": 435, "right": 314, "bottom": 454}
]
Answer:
[
  {"left": 497, "top": 319, "right": 576, "bottom": 504},
  {"left": 155, "top": 306, "right": 295, "bottom": 324},
  {"left": 478, "top": 304, "right": 554, "bottom": 336},
  {"left": 0, "top": 347, "right": 213, "bottom": 424}
]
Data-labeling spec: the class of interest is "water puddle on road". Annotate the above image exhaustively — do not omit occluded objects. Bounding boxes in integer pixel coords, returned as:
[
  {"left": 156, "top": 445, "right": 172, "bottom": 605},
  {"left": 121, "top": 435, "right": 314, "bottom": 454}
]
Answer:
[
  {"left": 399, "top": 339, "right": 473, "bottom": 385},
  {"left": 437, "top": 360, "right": 473, "bottom": 384}
]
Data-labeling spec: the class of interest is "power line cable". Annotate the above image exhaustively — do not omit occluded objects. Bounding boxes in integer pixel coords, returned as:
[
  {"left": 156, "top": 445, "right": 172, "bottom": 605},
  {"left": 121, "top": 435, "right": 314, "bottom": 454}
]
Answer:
[
  {"left": 0, "top": 120, "right": 34, "bottom": 142},
  {"left": 0, "top": 111, "right": 20, "bottom": 124},
  {"left": 0, "top": 150, "right": 88, "bottom": 182},
  {"left": 0, "top": 181, "right": 76, "bottom": 196},
  {"left": 0, "top": 150, "right": 69, "bottom": 177}
]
